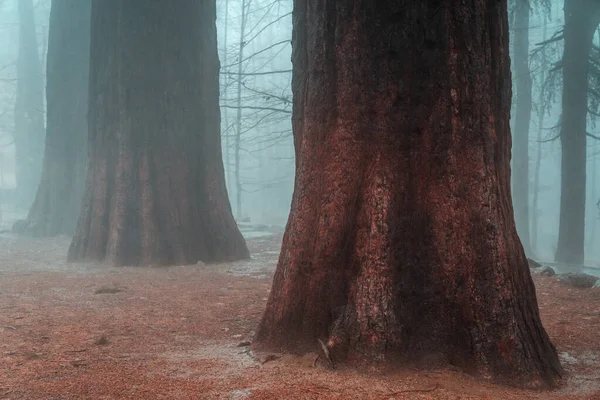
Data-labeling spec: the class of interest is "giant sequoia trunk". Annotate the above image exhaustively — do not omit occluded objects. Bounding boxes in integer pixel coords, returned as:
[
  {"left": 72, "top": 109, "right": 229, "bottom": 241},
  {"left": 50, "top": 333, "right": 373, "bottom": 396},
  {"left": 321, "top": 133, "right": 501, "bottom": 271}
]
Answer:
[
  {"left": 14, "top": 0, "right": 45, "bottom": 207},
  {"left": 15, "top": 0, "right": 90, "bottom": 237},
  {"left": 68, "top": 0, "right": 249, "bottom": 266},
  {"left": 254, "top": 0, "right": 562, "bottom": 388},
  {"left": 555, "top": 0, "right": 600, "bottom": 266},
  {"left": 511, "top": 0, "right": 532, "bottom": 256}
]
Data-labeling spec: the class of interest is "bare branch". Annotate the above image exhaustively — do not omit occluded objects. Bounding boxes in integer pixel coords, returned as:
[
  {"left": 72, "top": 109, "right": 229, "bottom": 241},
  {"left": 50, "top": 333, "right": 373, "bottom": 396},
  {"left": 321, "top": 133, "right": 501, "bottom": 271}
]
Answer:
[
  {"left": 244, "top": 12, "right": 292, "bottom": 47},
  {"left": 548, "top": 60, "right": 563, "bottom": 73},
  {"left": 240, "top": 81, "right": 290, "bottom": 104},
  {"left": 220, "top": 104, "right": 291, "bottom": 114},
  {"left": 535, "top": 29, "right": 564, "bottom": 47},
  {"left": 222, "top": 39, "right": 290, "bottom": 69},
  {"left": 537, "top": 134, "right": 561, "bottom": 143},
  {"left": 589, "top": 107, "right": 600, "bottom": 117},
  {"left": 221, "top": 69, "right": 292, "bottom": 77},
  {"left": 587, "top": 132, "right": 600, "bottom": 141}
]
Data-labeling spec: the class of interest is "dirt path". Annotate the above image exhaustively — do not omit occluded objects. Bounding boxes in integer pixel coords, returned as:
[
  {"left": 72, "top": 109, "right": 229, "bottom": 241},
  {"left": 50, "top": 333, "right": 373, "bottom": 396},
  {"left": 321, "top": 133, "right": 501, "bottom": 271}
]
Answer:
[{"left": 0, "top": 233, "right": 599, "bottom": 399}]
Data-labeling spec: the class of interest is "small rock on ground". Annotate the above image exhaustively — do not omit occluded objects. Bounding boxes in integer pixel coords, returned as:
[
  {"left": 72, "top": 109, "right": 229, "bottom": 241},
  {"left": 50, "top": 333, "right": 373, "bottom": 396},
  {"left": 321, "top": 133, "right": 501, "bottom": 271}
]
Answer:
[
  {"left": 539, "top": 266, "right": 556, "bottom": 276},
  {"left": 532, "top": 266, "right": 555, "bottom": 276},
  {"left": 557, "top": 273, "right": 599, "bottom": 289}
]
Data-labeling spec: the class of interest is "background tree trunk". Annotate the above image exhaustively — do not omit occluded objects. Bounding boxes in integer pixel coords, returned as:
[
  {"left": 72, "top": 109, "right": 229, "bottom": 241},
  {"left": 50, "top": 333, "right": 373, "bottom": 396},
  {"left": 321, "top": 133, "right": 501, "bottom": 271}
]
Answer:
[
  {"left": 234, "top": 0, "right": 247, "bottom": 220},
  {"left": 222, "top": 0, "right": 232, "bottom": 199},
  {"left": 531, "top": 15, "right": 548, "bottom": 256},
  {"left": 14, "top": 0, "right": 90, "bottom": 237},
  {"left": 511, "top": 0, "right": 532, "bottom": 256},
  {"left": 68, "top": 0, "right": 249, "bottom": 266},
  {"left": 555, "top": 0, "right": 600, "bottom": 266},
  {"left": 589, "top": 151, "right": 597, "bottom": 252},
  {"left": 14, "top": 0, "right": 45, "bottom": 208},
  {"left": 255, "top": 0, "right": 562, "bottom": 388}
]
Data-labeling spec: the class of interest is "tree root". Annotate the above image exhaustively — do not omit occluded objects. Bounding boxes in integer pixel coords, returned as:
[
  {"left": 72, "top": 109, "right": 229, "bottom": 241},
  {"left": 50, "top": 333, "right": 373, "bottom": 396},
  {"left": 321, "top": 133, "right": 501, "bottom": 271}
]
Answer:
[{"left": 317, "top": 338, "right": 335, "bottom": 369}]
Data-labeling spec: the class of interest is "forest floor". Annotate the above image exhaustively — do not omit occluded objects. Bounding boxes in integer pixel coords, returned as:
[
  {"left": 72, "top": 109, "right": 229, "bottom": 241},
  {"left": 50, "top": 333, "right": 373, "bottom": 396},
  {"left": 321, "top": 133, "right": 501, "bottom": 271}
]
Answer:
[{"left": 0, "top": 231, "right": 599, "bottom": 399}]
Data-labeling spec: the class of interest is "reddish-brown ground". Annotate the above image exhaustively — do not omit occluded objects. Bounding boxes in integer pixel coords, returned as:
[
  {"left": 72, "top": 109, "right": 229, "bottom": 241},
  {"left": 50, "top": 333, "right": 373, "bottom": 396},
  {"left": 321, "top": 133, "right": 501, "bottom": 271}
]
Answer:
[{"left": 0, "top": 233, "right": 599, "bottom": 399}]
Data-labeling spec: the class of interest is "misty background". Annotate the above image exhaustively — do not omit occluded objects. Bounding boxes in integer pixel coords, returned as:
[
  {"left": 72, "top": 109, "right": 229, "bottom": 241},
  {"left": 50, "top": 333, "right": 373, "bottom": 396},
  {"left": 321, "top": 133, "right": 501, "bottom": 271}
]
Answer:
[{"left": 0, "top": 0, "right": 598, "bottom": 263}]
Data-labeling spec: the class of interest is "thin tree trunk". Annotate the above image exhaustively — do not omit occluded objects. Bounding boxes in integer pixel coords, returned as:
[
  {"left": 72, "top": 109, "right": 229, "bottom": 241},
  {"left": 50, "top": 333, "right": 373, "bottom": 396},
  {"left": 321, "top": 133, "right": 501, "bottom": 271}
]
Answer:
[
  {"left": 589, "top": 29, "right": 600, "bottom": 257},
  {"left": 68, "top": 0, "right": 249, "bottom": 266},
  {"left": 40, "top": 25, "right": 47, "bottom": 86},
  {"left": 13, "top": 0, "right": 90, "bottom": 237},
  {"left": 14, "top": 0, "right": 45, "bottom": 208},
  {"left": 512, "top": 0, "right": 533, "bottom": 256},
  {"left": 255, "top": 0, "right": 562, "bottom": 388},
  {"left": 555, "top": 0, "right": 600, "bottom": 266},
  {"left": 531, "top": 15, "right": 549, "bottom": 256},
  {"left": 590, "top": 149, "right": 597, "bottom": 254},
  {"left": 223, "top": 0, "right": 231, "bottom": 197},
  {"left": 234, "top": 0, "right": 247, "bottom": 219}
]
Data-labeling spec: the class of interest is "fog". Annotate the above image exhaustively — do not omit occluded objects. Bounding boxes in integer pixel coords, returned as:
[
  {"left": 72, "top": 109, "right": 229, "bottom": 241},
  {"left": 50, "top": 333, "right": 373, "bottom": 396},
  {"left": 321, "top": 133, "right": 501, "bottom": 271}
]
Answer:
[
  {"left": 0, "top": 0, "right": 49, "bottom": 210},
  {"left": 0, "top": 0, "right": 597, "bottom": 266},
  {"left": 508, "top": 0, "right": 600, "bottom": 265},
  {"left": 0, "top": 0, "right": 294, "bottom": 226},
  {"left": 216, "top": 0, "right": 293, "bottom": 226},
  {"left": 0, "top": 0, "right": 599, "bottom": 397},
  {"left": 0, "top": 0, "right": 598, "bottom": 267}
]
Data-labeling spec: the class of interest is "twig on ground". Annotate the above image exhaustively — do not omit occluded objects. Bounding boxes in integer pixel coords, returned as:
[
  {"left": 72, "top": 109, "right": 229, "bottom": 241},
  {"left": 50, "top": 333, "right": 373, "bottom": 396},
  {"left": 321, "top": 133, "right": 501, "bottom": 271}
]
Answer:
[
  {"left": 48, "top": 359, "right": 91, "bottom": 366},
  {"left": 94, "top": 286, "right": 121, "bottom": 294},
  {"left": 261, "top": 354, "right": 280, "bottom": 364},
  {"left": 64, "top": 349, "right": 87, "bottom": 353},
  {"left": 1, "top": 325, "right": 16, "bottom": 330},
  {"left": 95, "top": 335, "right": 109, "bottom": 345},
  {"left": 387, "top": 383, "right": 440, "bottom": 396},
  {"left": 317, "top": 338, "right": 334, "bottom": 369}
]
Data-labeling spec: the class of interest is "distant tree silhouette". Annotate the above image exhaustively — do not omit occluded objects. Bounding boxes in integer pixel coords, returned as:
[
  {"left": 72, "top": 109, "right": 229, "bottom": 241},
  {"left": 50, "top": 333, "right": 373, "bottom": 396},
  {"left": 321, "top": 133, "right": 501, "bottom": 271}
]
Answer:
[
  {"left": 69, "top": 0, "right": 249, "bottom": 266},
  {"left": 14, "top": 0, "right": 90, "bottom": 237}
]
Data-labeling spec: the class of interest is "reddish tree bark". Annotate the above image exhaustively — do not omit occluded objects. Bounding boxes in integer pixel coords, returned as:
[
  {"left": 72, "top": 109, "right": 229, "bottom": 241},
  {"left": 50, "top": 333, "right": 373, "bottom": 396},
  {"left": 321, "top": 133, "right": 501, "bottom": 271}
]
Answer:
[
  {"left": 254, "top": 0, "right": 562, "bottom": 388},
  {"left": 511, "top": 0, "right": 533, "bottom": 256},
  {"left": 555, "top": 0, "right": 600, "bottom": 266},
  {"left": 68, "top": 0, "right": 249, "bottom": 266},
  {"left": 14, "top": 0, "right": 90, "bottom": 237}
]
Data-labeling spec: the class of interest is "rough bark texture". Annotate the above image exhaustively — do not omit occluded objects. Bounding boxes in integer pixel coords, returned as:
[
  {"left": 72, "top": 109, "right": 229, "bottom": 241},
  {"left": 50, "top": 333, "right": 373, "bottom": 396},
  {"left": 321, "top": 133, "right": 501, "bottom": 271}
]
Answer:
[
  {"left": 511, "top": 0, "right": 532, "bottom": 256},
  {"left": 14, "top": 0, "right": 90, "bottom": 237},
  {"left": 68, "top": 0, "right": 249, "bottom": 266},
  {"left": 14, "top": 0, "right": 45, "bottom": 208},
  {"left": 254, "top": 0, "right": 562, "bottom": 388},
  {"left": 555, "top": 0, "right": 600, "bottom": 266}
]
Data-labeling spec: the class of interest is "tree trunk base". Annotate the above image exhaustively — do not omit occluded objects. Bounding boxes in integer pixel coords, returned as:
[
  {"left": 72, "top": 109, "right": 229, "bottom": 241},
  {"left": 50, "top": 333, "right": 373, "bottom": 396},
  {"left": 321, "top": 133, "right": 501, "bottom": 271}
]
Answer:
[{"left": 255, "top": 285, "right": 563, "bottom": 389}]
